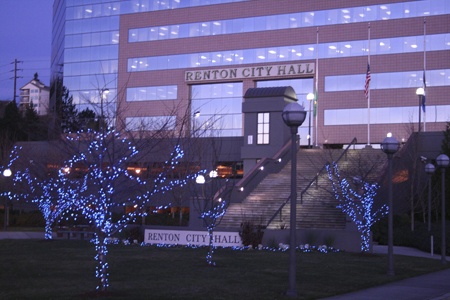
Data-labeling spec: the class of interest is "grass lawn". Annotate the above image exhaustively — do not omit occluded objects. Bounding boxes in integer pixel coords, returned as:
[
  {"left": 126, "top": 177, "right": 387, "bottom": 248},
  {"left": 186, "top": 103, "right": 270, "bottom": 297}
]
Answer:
[{"left": 0, "top": 240, "right": 448, "bottom": 299}]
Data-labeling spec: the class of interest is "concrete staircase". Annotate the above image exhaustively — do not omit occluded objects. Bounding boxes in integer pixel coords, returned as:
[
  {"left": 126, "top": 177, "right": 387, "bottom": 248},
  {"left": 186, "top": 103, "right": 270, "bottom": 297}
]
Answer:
[{"left": 219, "top": 147, "right": 384, "bottom": 230}]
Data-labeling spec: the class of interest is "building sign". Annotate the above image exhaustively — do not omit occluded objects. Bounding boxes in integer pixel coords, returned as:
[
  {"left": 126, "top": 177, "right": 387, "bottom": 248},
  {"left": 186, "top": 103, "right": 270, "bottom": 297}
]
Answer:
[
  {"left": 144, "top": 229, "right": 242, "bottom": 247},
  {"left": 185, "top": 62, "right": 315, "bottom": 83}
]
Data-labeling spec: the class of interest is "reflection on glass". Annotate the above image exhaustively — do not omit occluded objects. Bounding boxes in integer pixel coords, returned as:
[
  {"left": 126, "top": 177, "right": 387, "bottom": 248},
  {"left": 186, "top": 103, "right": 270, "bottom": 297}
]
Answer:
[{"left": 191, "top": 83, "right": 243, "bottom": 137}]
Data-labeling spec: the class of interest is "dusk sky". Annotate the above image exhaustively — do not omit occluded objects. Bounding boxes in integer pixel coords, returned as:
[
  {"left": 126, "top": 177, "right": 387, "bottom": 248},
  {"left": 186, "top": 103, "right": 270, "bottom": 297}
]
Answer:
[{"left": 0, "top": 0, "right": 53, "bottom": 101}]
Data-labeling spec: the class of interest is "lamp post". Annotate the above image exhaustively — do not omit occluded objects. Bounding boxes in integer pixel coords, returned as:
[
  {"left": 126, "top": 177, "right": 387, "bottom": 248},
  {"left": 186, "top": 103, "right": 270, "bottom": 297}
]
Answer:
[
  {"left": 381, "top": 133, "right": 400, "bottom": 276},
  {"left": 2, "top": 168, "right": 12, "bottom": 231},
  {"left": 436, "top": 154, "right": 449, "bottom": 264},
  {"left": 306, "top": 93, "right": 314, "bottom": 149},
  {"left": 416, "top": 88, "right": 424, "bottom": 133},
  {"left": 100, "top": 88, "right": 109, "bottom": 132},
  {"left": 425, "top": 163, "right": 435, "bottom": 232},
  {"left": 282, "top": 102, "right": 307, "bottom": 297}
]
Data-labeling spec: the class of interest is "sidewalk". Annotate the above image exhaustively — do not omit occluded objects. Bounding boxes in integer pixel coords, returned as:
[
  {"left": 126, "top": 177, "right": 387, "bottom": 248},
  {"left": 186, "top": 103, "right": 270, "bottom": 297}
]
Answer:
[
  {"left": 322, "top": 245, "right": 450, "bottom": 300},
  {"left": 0, "top": 231, "right": 46, "bottom": 239}
]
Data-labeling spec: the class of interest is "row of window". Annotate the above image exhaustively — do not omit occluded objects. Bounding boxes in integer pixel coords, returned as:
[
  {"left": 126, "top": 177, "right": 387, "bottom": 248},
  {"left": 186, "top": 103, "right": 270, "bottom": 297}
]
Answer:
[
  {"left": 64, "top": 60, "right": 118, "bottom": 77},
  {"left": 129, "top": 0, "right": 448, "bottom": 43},
  {"left": 122, "top": 68, "right": 448, "bottom": 106},
  {"left": 66, "top": 30, "right": 119, "bottom": 49},
  {"left": 65, "top": 45, "right": 118, "bottom": 63},
  {"left": 66, "top": 16, "right": 120, "bottom": 35},
  {"left": 125, "top": 116, "right": 176, "bottom": 131},
  {"left": 126, "top": 85, "right": 178, "bottom": 101},
  {"left": 324, "top": 105, "right": 450, "bottom": 126},
  {"left": 54, "top": 160, "right": 242, "bottom": 180},
  {"left": 69, "top": 86, "right": 117, "bottom": 108},
  {"left": 65, "top": 0, "right": 247, "bottom": 20},
  {"left": 124, "top": 73, "right": 448, "bottom": 141},
  {"left": 326, "top": 69, "right": 450, "bottom": 92},
  {"left": 128, "top": 33, "right": 450, "bottom": 72}
]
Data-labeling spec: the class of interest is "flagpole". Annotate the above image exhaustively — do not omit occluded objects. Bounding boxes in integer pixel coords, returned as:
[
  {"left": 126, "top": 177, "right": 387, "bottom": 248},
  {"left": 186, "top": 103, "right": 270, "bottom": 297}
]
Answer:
[
  {"left": 314, "top": 27, "right": 319, "bottom": 147},
  {"left": 367, "top": 23, "right": 371, "bottom": 146},
  {"left": 423, "top": 17, "right": 427, "bottom": 132}
]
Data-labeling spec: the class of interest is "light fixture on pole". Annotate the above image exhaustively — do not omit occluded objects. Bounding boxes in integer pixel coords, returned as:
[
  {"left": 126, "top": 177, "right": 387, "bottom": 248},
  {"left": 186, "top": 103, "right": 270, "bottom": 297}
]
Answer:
[
  {"left": 195, "top": 174, "right": 206, "bottom": 185},
  {"left": 306, "top": 93, "right": 314, "bottom": 149},
  {"left": 436, "top": 154, "right": 449, "bottom": 264},
  {"left": 100, "top": 88, "right": 109, "bottom": 132},
  {"left": 381, "top": 132, "right": 400, "bottom": 276},
  {"left": 282, "top": 102, "right": 307, "bottom": 298},
  {"left": 2, "top": 168, "right": 12, "bottom": 231},
  {"left": 416, "top": 88, "right": 424, "bottom": 133},
  {"left": 425, "top": 163, "right": 435, "bottom": 232}
]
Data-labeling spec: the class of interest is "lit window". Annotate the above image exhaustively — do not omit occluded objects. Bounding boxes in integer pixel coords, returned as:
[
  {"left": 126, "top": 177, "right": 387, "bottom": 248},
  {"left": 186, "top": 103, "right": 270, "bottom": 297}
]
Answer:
[{"left": 257, "top": 112, "right": 270, "bottom": 144}]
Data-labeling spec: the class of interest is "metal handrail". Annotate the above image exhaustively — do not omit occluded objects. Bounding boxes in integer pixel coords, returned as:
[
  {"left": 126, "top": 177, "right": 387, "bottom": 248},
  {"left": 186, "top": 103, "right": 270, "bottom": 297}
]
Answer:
[
  {"left": 234, "top": 139, "right": 292, "bottom": 200},
  {"left": 266, "top": 137, "right": 357, "bottom": 228},
  {"left": 300, "top": 137, "right": 357, "bottom": 203}
]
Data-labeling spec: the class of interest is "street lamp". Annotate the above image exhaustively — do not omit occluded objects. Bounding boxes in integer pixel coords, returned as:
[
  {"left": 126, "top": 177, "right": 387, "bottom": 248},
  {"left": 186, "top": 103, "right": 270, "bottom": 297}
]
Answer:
[
  {"left": 416, "top": 88, "right": 425, "bottom": 133},
  {"left": 282, "top": 102, "right": 307, "bottom": 297},
  {"left": 306, "top": 93, "right": 314, "bottom": 148},
  {"left": 100, "top": 88, "right": 109, "bottom": 132},
  {"left": 2, "top": 168, "right": 12, "bottom": 231},
  {"left": 381, "top": 133, "right": 400, "bottom": 276},
  {"left": 425, "top": 163, "right": 435, "bottom": 232},
  {"left": 436, "top": 154, "right": 449, "bottom": 264}
]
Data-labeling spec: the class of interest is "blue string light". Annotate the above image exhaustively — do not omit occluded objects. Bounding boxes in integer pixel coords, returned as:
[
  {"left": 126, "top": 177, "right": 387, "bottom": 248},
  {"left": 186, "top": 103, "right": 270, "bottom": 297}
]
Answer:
[
  {"left": 15, "top": 128, "right": 201, "bottom": 291},
  {"left": 326, "top": 162, "right": 388, "bottom": 252}
]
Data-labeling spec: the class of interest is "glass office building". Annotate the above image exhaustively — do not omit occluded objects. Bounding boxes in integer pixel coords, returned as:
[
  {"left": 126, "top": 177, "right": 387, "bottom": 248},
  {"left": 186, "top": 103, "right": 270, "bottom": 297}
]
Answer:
[{"left": 52, "top": 0, "right": 450, "bottom": 146}]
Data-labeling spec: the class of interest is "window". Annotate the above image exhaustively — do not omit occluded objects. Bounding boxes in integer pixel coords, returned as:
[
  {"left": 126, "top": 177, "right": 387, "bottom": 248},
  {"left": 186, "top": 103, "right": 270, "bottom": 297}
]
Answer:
[
  {"left": 257, "top": 113, "right": 270, "bottom": 144},
  {"left": 126, "top": 85, "right": 177, "bottom": 101},
  {"left": 191, "top": 82, "right": 243, "bottom": 137},
  {"left": 125, "top": 116, "right": 176, "bottom": 131}
]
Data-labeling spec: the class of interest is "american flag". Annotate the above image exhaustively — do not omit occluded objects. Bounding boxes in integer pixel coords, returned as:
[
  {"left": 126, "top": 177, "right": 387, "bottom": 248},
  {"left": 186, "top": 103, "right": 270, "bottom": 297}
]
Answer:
[{"left": 364, "top": 63, "right": 371, "bottom": 98}]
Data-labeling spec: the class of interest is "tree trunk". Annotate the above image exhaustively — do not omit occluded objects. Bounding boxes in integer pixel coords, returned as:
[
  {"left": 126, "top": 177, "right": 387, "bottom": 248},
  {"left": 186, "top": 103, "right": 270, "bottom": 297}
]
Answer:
[
  {"left": 206, "top": 227, "right": 215, "bottom": 266},
  {"left": 361, "top": 227, "right": 370, "bottom": 252},
  {"left": 44, "top": 219, "right": 53, "bottom": 240},
  {"left": 94, "top": 232, "right": 109, "bottom": 292}
]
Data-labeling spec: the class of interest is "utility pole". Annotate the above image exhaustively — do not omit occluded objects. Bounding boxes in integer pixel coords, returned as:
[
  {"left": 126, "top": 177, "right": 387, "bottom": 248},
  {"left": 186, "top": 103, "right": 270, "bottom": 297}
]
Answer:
[{"left": 11, "top": 59, "right": 23, "bottom": 103}]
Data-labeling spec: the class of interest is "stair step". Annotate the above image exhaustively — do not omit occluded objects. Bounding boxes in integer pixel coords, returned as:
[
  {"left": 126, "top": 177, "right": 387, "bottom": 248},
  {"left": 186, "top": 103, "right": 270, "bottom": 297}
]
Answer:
[{"left": 219, "top": 148, "right": 384, "bottom": 230}]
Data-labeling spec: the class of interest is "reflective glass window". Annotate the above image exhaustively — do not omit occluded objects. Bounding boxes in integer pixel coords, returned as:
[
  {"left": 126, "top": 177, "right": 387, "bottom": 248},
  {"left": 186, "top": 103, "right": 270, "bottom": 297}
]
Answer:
[
  {"left": 126, "top": 85, "right": 178, "bottom": 101},
  {"left": 191, "top": 82, "right": 243, "bottom": 137},
  {"left": 126, "top": 0, "right": 449, "bottom": 43},
  {"left": 126, "top": 116, "right": 176, "bottom": 131},
  {"left": 324, "top": 105, "right": 450, "bottom": 126},
  {"left": 325, "top": 69, "right": 450, "bottom": 92}
]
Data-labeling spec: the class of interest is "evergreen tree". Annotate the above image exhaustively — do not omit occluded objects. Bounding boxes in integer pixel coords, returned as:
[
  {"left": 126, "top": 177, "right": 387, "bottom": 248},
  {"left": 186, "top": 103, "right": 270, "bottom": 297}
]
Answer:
[
  {"left": 78, "top": 107, "right": 99, "bottom": 131},
  {"left": 60, "top": 87, "right": 80, "bottom": 133},
  {"left": 440, "top": 122, "right": 450, "bottom": 219},
  {"left": 23, "top": 102, "right": 46, "bottom": 141}
]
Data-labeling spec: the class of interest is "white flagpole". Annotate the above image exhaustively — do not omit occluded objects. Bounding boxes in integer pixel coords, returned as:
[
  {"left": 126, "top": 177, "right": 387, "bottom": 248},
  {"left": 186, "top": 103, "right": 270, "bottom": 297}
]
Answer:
[
  {"left": 367, "top": 23, "right": 371, "bottom": 146},
  {"left": 423, "top": 17, "right": 427, "bottom": 132},
  {"left": 314, "top": 27, "right": 319, "bottom": 147}
]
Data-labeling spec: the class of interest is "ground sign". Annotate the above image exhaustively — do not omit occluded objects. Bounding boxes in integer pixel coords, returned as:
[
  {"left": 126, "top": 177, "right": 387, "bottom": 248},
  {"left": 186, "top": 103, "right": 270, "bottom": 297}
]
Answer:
[{"left": 144, "top": 229, "right": 243, "bottom": 247}]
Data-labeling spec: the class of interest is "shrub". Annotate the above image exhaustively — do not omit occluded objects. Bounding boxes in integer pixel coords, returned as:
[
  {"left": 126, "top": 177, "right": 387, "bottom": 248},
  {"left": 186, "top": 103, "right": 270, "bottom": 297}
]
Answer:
[{"left": 239, "top": 221, "right": 265, "bottom": 248}]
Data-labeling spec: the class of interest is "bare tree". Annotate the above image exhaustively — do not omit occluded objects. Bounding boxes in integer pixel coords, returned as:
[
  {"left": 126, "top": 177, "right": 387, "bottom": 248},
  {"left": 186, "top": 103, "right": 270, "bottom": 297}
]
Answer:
[{"left": 326, "top": 162, "right": 388, "bottom": 252}]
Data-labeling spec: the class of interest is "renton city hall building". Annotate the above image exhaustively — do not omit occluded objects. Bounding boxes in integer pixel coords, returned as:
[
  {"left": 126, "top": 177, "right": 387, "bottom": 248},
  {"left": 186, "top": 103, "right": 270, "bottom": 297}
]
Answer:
[
  {"left": 51, "top": 0, "right": 450, "bottom": 152},
  {"left": 48, "top": 1, "right": 450, "bottom": 246}
]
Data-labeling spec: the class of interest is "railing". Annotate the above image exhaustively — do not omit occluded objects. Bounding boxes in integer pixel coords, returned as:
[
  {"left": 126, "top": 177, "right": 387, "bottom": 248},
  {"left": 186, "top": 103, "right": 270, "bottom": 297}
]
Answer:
[
  {"left": 299, "top": 137, "right": 357, "bottom": 203},
  {"left": 265, "top": 137, "right": 357, "bottom": 228},
  {"left": 232, "top": 139, "right": 293, "bottom": 203}
]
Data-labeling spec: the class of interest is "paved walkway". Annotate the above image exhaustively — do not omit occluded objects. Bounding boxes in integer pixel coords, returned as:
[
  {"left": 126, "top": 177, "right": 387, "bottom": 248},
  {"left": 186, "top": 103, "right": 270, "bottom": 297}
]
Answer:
[
  {"left": 0, "top": 231, "right": 46, "bottom": 239},
  {"left": 1, "top": 232, "right": 450, "bottom": 299},
  {"left": 322, "top": 245, "right": 450, "bottom": 300}
]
